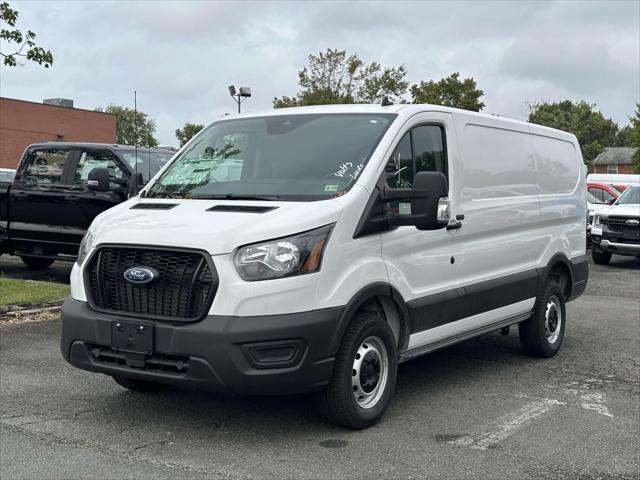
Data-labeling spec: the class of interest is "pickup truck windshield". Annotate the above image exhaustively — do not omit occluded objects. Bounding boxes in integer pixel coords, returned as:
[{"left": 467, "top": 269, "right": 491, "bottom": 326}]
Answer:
[
  {"left": 146, "top": 113, "right": 396, "bottom": 200},
  {"left": 614, "top": 185, "right": 640, "bottom": 205}
]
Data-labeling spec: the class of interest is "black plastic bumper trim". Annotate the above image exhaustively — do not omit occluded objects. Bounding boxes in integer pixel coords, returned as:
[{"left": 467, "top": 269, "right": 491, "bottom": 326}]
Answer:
[{"left": 60, "top": 298, "right": 343, "bottom": 395}]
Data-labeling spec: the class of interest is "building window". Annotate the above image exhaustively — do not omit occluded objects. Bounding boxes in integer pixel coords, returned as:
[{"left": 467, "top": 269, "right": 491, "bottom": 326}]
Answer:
[{"left": 607, "top": 164, "right": 618, "bottom": 174}]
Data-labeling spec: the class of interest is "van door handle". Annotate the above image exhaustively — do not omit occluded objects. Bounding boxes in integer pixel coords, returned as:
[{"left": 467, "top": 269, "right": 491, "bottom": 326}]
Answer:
[
  {"left": 65, "top": 195, "right": 80, "bottom": 203},
  {"left": 13, "top": 191, "right": 28, "bottom": 200},
  {"left": 447, "top": 217, "right": 463, "bottom": 230}
]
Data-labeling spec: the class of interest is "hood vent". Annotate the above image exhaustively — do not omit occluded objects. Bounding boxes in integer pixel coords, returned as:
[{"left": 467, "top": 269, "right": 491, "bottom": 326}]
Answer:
[
  {"left": 130, "top": 203, "right": 178, "bottom": 210},
  {"left": 207, "top": 205, "right": 278, "bottom": 214}
]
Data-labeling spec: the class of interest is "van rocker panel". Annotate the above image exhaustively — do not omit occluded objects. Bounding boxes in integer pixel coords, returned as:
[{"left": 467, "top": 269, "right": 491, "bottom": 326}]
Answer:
[{"left": 60, "top": 298, "right": 343, "bottom": 394}]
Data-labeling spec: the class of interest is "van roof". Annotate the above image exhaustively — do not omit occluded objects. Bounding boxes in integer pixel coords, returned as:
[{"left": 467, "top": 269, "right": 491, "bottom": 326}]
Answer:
[{"left": 223, "top": 103, "right": 577, "bottom": 141}]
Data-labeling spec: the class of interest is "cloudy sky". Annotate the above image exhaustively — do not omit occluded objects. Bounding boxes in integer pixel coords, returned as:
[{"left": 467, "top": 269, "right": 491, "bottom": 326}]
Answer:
[{"left": 2, "top": 0, "right": 638, "bottom": 145}]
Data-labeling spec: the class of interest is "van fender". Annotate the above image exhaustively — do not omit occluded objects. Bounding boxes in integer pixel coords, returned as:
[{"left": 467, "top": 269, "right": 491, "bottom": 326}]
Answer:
[{"left": 328, "top": 283, "right": 411, "bottom": 355}]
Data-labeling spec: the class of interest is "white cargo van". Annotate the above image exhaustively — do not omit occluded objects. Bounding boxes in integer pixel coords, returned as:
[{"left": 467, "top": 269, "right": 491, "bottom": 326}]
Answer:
[{"left": 61, "top": 104, "right": 588, "bottom": 429}]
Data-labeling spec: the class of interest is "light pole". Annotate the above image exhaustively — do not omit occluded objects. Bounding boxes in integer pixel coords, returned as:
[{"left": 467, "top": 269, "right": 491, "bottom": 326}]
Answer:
[{"left": 228, "top": 85, "right": 252, "bottom": 113}]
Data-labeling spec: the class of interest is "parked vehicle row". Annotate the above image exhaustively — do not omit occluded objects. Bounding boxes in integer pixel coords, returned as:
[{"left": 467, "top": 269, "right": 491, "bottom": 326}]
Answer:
[
  {"left": 590, "top": 185, "right": 640, "bottom": 264},
  {"left": 59, "top": 104, "right": 588, "bottom": 429},
  {"left": 0, "top": 143, "right": 173, "bottom": 268},
  {"left": 585, "top": 174, "right": 640, "bottom": 248}
]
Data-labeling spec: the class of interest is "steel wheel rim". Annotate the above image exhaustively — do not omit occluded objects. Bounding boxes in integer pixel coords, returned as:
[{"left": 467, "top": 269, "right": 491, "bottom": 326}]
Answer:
[
  {"left": 545, "top": 295, "right": 562, "bottom": 344},
  {"left": 351, "top": 336, "right": 389, "bottom": 409}
]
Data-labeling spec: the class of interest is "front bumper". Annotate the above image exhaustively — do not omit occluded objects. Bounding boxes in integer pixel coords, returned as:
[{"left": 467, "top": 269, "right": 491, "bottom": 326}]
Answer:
[
  {"left": 60, "top": 298, "right": 344, "bottom": 394},
  {"left": 591, "top": 234, "right": 640, "bottom": 257}
]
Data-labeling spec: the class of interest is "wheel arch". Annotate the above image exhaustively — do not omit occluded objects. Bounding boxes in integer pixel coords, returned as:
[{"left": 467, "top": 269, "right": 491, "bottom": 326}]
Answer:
[
  {"left": 329, "top": 283, "right": 411, "bottom": 355},
  {"left": 537, "top": 253, "right": 574, "bottom": 301}
]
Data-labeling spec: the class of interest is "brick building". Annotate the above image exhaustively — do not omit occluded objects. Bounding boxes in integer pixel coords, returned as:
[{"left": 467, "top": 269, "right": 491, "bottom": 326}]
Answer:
[
  {"left": 592, "top": 147, "right": 637, "bottom": 174},
  {"left": 0, "top": 97, "right": 116, "bottom": 169}
]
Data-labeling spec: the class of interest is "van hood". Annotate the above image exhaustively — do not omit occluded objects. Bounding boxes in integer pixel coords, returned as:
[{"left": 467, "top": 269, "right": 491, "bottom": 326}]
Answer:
[
  {"left": 599, "top": 204, "right": 640, "bottom": 218},
  {"left": 91, "top": 198, "right": 343, "bottom": 255}
]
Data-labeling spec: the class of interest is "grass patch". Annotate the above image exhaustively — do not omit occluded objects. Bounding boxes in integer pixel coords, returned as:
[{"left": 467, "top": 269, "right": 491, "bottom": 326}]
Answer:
[{"left": 0, "top": 278, "right": 69, "bottom": 307}]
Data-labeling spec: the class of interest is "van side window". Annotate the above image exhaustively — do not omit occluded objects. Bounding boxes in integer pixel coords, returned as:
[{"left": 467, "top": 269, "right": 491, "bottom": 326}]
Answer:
[
  {"left": 385, "top": 125, "right": 446, "bottom": 189},
  {"left": 73, "top": 151, "right": 126, "bottom": 190},
  {"left": 19, "top": 149, "right": 70, "bottom": 185},
  {"left": 413, "top": 126, "right": 446, "bottom": 177}
]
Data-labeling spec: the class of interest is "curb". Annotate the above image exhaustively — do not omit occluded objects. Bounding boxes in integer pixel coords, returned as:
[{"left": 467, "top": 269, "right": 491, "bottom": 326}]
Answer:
[{"left": 0, "top": 301, "right": 64, "bottom": 317}]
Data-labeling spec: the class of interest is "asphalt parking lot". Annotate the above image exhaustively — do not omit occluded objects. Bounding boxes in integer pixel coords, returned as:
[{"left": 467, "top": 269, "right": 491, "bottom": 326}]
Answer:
[{"left": 1, "top": 256, "right": 639, "bottom": 480}]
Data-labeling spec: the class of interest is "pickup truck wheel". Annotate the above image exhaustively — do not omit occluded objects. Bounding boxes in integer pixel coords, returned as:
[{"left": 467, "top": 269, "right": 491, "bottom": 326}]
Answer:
[
  {"left": 317, "top": 311, "right": 398, "bottom": 430},
  {"left": 20, "top": 256, "right": 55, "bottom": 269},
  {"left": 112, "top": 375, "right": 166, "bottom": 392},
  {"left": 519, "top": 282, "right": 566, "bottom": 358},
  {"left": 592, "top": 248, "right": 611, "bottom": 265}
]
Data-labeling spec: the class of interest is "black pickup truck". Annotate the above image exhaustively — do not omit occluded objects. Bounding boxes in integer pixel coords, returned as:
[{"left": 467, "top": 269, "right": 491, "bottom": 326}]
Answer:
[{"left": 0, "top": 142, "right": 174, "bottom": 268}]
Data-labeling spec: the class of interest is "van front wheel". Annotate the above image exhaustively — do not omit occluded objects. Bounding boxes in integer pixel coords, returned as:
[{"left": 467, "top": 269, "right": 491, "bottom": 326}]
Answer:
[
  {"left": 318, "top": 311, "right": 398, "bottom": 429},
  {"left": 519, "top": 282, "right": 566, "bottom": 358}
]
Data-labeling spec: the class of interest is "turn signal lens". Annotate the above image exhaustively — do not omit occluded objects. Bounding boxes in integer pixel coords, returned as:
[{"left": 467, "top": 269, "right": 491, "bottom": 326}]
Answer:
[{"left": 301, "top": 238, "right": 326, "bottom": 273}]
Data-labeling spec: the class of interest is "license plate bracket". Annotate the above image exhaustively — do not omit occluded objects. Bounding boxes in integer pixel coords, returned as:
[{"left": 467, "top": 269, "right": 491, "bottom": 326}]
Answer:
[{"left": 111, "top": 321, "right": 154, "bottom": 355}]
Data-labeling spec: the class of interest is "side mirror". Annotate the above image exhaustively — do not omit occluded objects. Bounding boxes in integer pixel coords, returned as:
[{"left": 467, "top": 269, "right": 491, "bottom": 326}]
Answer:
[
  {"left": 608, "top": 197, "right": 616, "bottom": 205},
  {"left": 87, "top": 167, "right": 110, "bottom": 192},
  {"left": 383, "top": 171, "right": 449, "bottom": 230}
]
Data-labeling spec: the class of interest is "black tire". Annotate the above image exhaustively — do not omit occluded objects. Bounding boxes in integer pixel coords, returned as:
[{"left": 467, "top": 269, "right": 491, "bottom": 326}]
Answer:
[
  {"left": 591, "top": 248, "right": 611, "bottom": 265},
  {"left": 519, "top": 282, "right": 566, "bottom": 358},
  {"left": 20, "top": 256, "right": 55, "bottom": 269},
  {"left": 318, "top": 311, "right": 398, "bottom": 429},
  {"left": 112, "top": 375, "right": 166, "bottom": 392}
]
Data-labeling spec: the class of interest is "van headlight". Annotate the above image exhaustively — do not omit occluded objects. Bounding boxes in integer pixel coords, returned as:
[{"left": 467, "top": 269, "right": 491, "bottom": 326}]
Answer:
[
  {"left": 76, "top": 228, "right": 95, "bottom": 265},
  {"left": 234, "top": 225, "right": 333, "bottom": 281}
]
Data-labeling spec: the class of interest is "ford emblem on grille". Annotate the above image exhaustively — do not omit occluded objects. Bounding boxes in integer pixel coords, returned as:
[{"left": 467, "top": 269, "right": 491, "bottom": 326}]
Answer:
[
  {"left": 625, "top": 219, "right": 639, "bottom": 226},
  {"left": 123, "top": 267, "right": 158, "bottom": 284}
]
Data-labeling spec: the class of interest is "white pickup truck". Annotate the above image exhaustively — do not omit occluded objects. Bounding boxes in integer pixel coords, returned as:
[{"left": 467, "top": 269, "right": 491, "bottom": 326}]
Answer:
[{"left": 591, "top": 185, "right": 640, "bottom": 264}]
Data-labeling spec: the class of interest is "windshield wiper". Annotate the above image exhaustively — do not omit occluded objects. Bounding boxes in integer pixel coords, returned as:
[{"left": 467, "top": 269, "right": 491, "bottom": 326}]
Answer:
[{"left": 191, "top": 194, "right": 281, "bottom": 201}]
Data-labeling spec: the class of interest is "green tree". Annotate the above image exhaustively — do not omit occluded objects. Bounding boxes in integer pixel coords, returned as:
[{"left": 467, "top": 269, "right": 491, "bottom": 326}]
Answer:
[
  {"left": 273, "top": 48, "right": 408, "bottom": 107},
  {"left": 95, "top": 104, "right": 158, "bottom": 147},
  {"left": 410, "top": 72, "right": 485, "bottom": 111},
  {"left": 175, "top": 122, "right": 204, "bottom": 147},
  {"left": 0, "top": 2, "right": 53, "bottom": 68},
  {"left": 626, "top": 103, "right": 640, "bottom": 173},
  {"left": 613, "top": 125, "right": 632, "bottom": 147},
  {"left": 527, "top": 100, "right": 619, "bottom": 165}
]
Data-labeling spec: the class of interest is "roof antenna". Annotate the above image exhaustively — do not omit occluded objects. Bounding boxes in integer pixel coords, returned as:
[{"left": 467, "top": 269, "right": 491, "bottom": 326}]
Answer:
[{"left": 381, "top": 95, "right": 394, "bottom": 107}]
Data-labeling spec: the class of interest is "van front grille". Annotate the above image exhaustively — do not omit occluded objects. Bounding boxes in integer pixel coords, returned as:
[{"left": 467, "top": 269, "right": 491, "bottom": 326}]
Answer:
[{"left": 85, "top": 246, "right": 217, "bottom": 321}]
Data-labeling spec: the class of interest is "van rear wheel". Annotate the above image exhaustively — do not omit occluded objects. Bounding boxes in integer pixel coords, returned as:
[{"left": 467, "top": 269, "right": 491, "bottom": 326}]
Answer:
[
  {"left": 519, "top": 282, "right": 566, "bottom": 358},
  {"left": 318, "top": 311, "right": 398, "bottom": 429}
]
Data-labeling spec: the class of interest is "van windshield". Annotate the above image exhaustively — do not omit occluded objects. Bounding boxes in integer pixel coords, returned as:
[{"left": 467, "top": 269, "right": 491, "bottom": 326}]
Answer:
[{"left": 146, "top": 113, "right": 396, "bottom": 200}]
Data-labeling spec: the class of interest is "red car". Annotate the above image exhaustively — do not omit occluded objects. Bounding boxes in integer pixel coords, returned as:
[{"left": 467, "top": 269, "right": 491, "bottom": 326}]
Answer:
[{"left": 587, "top": 182, "right": 621, "bottom": 204}]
